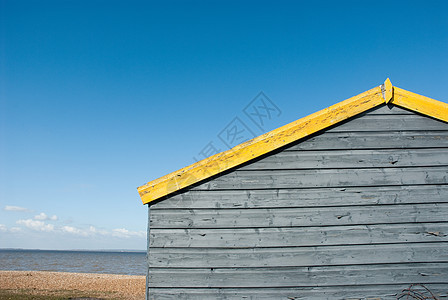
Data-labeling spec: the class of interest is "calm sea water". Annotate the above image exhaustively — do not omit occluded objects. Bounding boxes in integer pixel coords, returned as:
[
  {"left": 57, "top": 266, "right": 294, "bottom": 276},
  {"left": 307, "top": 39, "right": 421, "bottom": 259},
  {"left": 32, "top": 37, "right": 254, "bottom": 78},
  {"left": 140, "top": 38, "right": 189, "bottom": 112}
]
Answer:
[{"left": 0, "top": 249, "right": 146, "bottom": 275}]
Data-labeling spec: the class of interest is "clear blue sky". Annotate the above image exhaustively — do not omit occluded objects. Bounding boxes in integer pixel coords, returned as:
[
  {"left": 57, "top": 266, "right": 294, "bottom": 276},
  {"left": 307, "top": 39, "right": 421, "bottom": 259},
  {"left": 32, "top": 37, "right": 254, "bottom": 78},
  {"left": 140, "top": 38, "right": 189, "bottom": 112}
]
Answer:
[{"left": 1, "top": 0, "right": 447, "bottom": 250}]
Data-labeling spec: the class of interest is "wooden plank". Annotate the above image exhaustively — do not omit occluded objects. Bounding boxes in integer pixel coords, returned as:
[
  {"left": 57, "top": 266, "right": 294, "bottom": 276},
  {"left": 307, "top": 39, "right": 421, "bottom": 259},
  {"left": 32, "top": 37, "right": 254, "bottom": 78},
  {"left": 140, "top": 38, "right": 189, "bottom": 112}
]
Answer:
[
  {"left": 352, "top": 103, "right": 414, "bottom": 115},
  {"left": 285, "top": 131, "right": 448, "bottom": 151},
  {"left": 239, "top": 148, "right": 448, "bottom": 170},
  {"left": 393, "top": 86, "right": 448, "bottom": 123},
  {"left": 148, "top": 242, "right": 448, "bottom": 268},
  {"left": 146, "top": 205, "right": 151, "bottom": 295},
  {"left": 148, "top": 262, "right": 448, "bottom": 288},
  {"left": 191, "top": 166, "right": 448, "bottom": 191},
  {"left": 152, "top": 185, "right": 448, "bottom": 210},
  {"left": 383, "top": 78, "right": 393, "bottom": 103},
  {"left": 138, "top": 86, "right": 385, "bottom": 204},
  {"left": 149, "top": 203, "right": 448, "bottom": 229},
  {"left": 326, "top": 114, "right": 448, "bottom": 133},
  {"left": 148, "top": 284, "right": 448, "bottom": 300},
  {"left": 149, "top": 222, "right": 448, "bottom": 248}
]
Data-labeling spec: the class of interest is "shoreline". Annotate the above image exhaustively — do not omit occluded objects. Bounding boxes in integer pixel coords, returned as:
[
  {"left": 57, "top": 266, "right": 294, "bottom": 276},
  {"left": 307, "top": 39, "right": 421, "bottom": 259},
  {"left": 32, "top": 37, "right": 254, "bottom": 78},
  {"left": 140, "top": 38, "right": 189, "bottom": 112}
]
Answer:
[{"left": 0, "top": 270, "right": 145, "bottom": 300}]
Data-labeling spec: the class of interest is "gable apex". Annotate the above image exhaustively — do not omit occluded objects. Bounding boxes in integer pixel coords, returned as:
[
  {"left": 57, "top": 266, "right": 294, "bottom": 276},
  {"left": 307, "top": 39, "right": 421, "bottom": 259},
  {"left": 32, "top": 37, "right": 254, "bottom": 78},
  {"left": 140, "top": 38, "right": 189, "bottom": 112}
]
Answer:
[{"left": 137, "top": 79, "right": 448, "bottom": 205}]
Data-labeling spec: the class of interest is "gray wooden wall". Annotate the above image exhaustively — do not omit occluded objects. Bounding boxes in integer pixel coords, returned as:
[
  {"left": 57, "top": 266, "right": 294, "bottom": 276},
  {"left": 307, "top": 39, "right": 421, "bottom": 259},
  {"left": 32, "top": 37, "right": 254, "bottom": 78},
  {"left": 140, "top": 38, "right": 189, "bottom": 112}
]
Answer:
[{"left": 147, "top": 104, "right": 448, "bottom": 299}]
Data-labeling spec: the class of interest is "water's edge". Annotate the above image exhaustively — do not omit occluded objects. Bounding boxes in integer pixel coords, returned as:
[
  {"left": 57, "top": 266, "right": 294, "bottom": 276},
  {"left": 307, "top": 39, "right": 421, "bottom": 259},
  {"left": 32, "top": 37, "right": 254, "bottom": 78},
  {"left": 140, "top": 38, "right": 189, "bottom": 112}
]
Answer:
[{"left": 0, "top": 249, "right": 146, "bottom": 276}]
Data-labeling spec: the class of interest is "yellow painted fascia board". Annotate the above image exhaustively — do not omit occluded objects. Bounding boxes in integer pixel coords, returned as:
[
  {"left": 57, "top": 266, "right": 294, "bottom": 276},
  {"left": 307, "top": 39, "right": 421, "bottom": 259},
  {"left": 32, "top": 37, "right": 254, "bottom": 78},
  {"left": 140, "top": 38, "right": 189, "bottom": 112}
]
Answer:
[
  {"left": 383, "top": 78, "right": 393, "bottom": 103},
  {"left": 392, "top": 86, "right": 448, "bottom": 123},
  {"left": 138, "top": 85, "right": 385, "bottom": 204}
]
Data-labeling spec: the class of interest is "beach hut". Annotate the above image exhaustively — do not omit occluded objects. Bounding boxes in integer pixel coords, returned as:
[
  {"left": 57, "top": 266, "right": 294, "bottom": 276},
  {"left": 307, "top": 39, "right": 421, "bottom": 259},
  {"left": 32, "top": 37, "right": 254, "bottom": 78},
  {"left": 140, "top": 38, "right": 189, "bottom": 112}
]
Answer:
[{"left": 137, "top": 79, "right": 448, "bottom": 299}]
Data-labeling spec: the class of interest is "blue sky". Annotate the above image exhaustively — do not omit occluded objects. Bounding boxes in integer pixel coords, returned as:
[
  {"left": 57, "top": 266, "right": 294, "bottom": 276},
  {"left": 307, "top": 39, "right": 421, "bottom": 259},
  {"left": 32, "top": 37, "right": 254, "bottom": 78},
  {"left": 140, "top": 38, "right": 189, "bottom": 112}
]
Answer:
[{"left": 1, "top": 0, "right": 447, "bottom": 250}]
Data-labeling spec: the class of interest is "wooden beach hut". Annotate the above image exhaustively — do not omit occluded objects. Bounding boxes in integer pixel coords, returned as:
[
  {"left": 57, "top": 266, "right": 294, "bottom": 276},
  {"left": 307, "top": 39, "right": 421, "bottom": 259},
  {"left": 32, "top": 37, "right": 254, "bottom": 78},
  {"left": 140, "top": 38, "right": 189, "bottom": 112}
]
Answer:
[{"left": 137, "top": 79, "right": 448, "bottom": 299}]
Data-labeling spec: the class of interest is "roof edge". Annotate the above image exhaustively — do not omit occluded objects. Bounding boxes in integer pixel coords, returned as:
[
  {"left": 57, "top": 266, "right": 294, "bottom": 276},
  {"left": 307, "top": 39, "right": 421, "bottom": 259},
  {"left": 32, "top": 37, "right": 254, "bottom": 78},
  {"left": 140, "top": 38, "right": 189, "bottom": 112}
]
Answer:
[
  {"left": 138, "top": 80, "right": 448, "bottom": 205},
  {"left": 138, "top": 83, "right": 386, "bottom": 204},
  {"left": 392, "top": 86, "right": 448, "bottom": 123},
  {"left": 383, "top": 78, "right": 393, "bottom": 103}
]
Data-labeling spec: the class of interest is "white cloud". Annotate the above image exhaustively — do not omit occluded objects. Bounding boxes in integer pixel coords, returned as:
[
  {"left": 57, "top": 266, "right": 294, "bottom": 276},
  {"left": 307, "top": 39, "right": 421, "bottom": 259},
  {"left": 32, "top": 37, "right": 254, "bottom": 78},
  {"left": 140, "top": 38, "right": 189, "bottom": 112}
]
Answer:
[
  {"left": 60, "top": 225, "right": 145, "bottom": 239},
  {"left": 34, "top": 213, "right": 48, "bottom": 221},
  {"left": 0, "top": 224, "right": 23, "bottom": 233},
  {"left": 60, "top": 225, "right": 110, "bottom": 237},
  {"left": 9, "top": 227, "right": 22, "bottom": 233},
  {"left": 61, "top": 225, "right": 88, "bottom": 236},
  {"left": 4, "top": 205, "right": 30, "bottom": 212},
  {"left": 112, "top": 228, "right": 146, "bottom": 238},
  {"left": 87, "top": 226, "right": 106, "bottom": 235},
  {"left": 61, "top": 225, "right": 103, "bottom": 237},
  {"left": 34, "top": 212, "right": 58, "bottom": 221},
  {"left": 12, "top": 218, "right": 145, "bottom": 242},
  {"left": 16, "top": 219, "right": 55, "bottom": 232},
  {"left": 34, "top": 213, "right": 47, "bottom": 220}
]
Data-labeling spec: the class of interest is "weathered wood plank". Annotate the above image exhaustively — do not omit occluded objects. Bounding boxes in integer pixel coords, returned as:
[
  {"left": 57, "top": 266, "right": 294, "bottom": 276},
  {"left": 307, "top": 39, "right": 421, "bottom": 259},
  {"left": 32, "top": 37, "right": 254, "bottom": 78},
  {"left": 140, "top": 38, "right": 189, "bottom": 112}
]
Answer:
[
  {"left": 148, "top": 284, "right": 448, "bottom": 300},
  {"left": 285, "top": 131, "right": 448, "bottom": 151},
  {"left": 393, "top": 86, "right": 448, "bottom": 123},
  {"left": 148, "top": 242, "right": 448, "bottom": 268},
  {"left": 361, "top": 104, "right": 415, "bottom": 115},
  {"left": 148, "top": 262, "right": 448, "bottom": 288},
  {"left": 238, "top": 148, "right": 448, "bottom": 170},
  {"left": 146, "top": 206, "right": 151, "bottom": 294},
  {"left": 150, "top": 222, "right": 448, "bottom": 248},
  {"left": 191, "top": 166, "right": 448, "bottom": 191},
  {"left": 152, "top": 185, "right": 448, "bottom": 210},
  {"left": 326, "top": 114, "right": 448, "bottom": 132},
  {"left": 385, "top": 78, "right": 394, "bottom": 103},
  {"left": 150, "top": 203, "right": 448, "bottom": 229}
]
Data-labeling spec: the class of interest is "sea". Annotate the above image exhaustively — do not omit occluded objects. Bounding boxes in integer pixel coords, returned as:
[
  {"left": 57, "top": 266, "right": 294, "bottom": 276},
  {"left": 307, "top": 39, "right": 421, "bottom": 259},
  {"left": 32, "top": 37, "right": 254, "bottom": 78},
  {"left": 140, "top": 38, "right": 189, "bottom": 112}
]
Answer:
[{"left": 0, "top": 249, "right": 146, "bottom": 275}]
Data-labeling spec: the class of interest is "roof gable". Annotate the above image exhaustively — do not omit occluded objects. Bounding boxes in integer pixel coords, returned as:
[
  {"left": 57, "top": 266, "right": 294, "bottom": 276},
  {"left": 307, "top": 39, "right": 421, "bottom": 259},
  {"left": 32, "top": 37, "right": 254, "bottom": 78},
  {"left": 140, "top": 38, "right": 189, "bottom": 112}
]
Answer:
[{"left": 138, "top": 79, "right": 448, "bottom": 204}]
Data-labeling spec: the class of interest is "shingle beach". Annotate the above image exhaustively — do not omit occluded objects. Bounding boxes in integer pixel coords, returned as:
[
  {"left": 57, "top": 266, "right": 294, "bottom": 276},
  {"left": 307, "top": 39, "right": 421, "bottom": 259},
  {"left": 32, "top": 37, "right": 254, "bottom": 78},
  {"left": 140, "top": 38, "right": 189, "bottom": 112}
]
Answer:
[{"left": 0, "top": 270, "right": 145, "bottom": 299}]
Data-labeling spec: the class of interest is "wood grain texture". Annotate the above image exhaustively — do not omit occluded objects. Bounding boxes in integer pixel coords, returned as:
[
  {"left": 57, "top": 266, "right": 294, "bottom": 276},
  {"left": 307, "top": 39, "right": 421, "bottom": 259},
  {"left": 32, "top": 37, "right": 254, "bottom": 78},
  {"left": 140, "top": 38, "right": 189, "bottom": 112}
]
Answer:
[
  {"left": 148, "top": 242, "right": 448, "bottom": 268},
  {"left": 148, "top": 263, "right": 448, "bottom": 288},
  {"left": 191, "top": 166, "right": 448, "bottom": 190},
  {"left": 152, "top": 185, "right": 448, "bottom": 209},
  {"left": 150, "top": 203, "right": 448, "bottom": 229},
  {"left": 383, "top": 78, "right": 393, "bottom": 103},
  {"left": 325, "top": 114, "right": 447, "bottom": 132},
  {"left": 393, "top": 86, "right": 448, "bottom": 123},
  {"left": 286, "top": 131, "right": 448, "bottom": 151},
  {"left": 362, "top": 104, "right": 414, "bottom": 115},
  {"left": 150, "top": 222, "right": 448, "bottom": 248},
  {"left": 238, "top": 148, "right": 448, "bottom": 170},
  {"left": 148, "top": 284, "right": 448, "bottom": 300}
]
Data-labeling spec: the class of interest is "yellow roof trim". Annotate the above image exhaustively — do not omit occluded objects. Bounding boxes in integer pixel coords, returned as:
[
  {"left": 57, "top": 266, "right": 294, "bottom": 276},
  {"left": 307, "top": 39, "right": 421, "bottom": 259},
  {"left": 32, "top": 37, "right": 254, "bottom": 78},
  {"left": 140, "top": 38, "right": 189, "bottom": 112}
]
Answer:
[
  {"left": 383, "top": 78, "right": 393, "bottom": 103},
  {"left": 392, "top": 86, "right": 448, "bottom": 123},
  {"left": 137, "top": 79, "right": 447, "bottom": 204}
]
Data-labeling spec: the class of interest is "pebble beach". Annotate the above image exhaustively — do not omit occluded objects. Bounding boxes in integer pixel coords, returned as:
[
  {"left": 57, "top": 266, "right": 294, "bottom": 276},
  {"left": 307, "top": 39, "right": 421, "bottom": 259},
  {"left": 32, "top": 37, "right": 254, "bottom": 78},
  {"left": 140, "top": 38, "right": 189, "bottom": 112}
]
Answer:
[{"left": 0, "top": 270, "right": 146, "bottom": 300}]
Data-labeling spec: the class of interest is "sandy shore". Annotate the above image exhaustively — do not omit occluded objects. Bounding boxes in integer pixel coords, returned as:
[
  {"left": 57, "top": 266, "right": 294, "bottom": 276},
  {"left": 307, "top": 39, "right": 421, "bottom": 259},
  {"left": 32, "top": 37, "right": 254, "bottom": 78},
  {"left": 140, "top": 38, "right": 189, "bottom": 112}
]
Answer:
[{"left": 0, "top": 270, "right": 145, "bottom": 299}]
